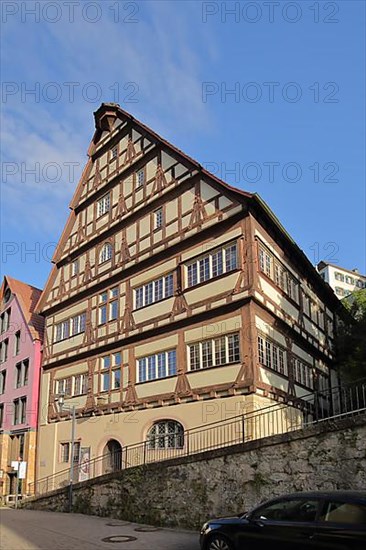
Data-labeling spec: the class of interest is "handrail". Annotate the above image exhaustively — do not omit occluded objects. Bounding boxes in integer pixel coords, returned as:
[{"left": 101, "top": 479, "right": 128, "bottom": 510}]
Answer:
[{"left": 29, "top": 378, "right": 366, "bottom": 497}]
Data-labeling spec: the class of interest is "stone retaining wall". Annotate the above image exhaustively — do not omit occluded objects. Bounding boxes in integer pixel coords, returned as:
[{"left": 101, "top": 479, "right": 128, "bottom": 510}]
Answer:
[{"left": 22, "top": 414, "right": 366, "bottom": 529}]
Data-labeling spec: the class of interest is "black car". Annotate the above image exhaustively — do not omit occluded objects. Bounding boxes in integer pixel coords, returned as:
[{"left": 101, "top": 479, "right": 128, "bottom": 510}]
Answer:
[{"left": 200, "top": 491, "right": 366, "bottom": 550}]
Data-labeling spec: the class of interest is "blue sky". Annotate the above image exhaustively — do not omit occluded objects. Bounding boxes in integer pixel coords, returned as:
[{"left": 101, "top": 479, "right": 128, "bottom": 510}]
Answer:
[{"left": 1, "top": 0, "right": 365, "bottom": 289}]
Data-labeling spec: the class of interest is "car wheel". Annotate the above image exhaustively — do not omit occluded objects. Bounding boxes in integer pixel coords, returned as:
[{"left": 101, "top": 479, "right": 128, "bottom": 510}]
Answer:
[{"left": 207, "top": 534, "right": 234, "bottom": 550}]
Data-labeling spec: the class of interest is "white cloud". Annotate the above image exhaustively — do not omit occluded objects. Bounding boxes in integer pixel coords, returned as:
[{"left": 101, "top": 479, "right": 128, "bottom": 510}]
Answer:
[{"left": 1, "top": 2, "right": 215, "bottom": 235}]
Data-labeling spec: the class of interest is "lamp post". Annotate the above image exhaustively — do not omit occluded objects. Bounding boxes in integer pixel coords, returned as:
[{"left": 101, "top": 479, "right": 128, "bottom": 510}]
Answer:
[{"left": 56, "top": 393, "right": 76, "bottom": 513}]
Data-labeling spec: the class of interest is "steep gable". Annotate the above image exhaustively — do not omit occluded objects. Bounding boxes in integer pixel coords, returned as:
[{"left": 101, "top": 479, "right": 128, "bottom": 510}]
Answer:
[
  {"left": 1, "top": 276, "right": 44, "bottom": 340},
  {"left": 37, "top": 104, "right": 250, "bottom": 314}
]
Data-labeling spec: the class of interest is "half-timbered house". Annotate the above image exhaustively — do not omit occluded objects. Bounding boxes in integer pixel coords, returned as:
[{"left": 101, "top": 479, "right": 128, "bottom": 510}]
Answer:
[{"left": 35, "top": 103, "right": 341, "bottom": 483}]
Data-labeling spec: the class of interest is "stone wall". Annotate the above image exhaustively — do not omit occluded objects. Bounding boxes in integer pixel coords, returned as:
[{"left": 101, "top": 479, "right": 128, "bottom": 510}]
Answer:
[{"left": 22, "top": 414, "right": 366, "bottom": 529}]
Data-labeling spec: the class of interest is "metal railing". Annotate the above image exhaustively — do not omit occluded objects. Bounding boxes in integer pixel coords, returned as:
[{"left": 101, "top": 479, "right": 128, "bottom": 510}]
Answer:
[{"left": 29, "top": 379, "right": 366, "bottom": 497}]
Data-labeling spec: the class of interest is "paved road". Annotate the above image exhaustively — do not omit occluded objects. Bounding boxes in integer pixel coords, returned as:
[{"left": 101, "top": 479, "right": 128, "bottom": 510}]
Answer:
[{"left": 0, "top": 508, "right": 199, "bottom": 550}]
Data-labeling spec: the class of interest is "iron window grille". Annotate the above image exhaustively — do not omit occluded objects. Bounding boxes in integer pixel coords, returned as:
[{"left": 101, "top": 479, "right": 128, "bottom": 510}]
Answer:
[{"left": 148, "top": 420, "right": 184, "bottom": 450}]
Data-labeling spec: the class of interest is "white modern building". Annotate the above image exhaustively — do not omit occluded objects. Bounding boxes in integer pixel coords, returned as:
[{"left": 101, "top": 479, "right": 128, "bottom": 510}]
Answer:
[{"left": 317, "top": 261, "right": 366, "bottom": 299}]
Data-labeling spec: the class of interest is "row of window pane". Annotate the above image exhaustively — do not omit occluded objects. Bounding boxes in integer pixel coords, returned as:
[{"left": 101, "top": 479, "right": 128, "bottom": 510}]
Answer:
[
  {"left": 56, "top": 374, "right": 88, "bottom": 396},
  {"left": 188, "top": 333, "right": 240, "bottom": 371},
  {"left": 60, "top": 441, "right": 81, "bottom": 463},
  {"left": 100, "top": 353, "right": 122, "bottom": 392},
  {"left": 55, "top": 313, "right": 86, "bottom": 342},
  {"left": 138, "top": 350, "right": 177, "bottom": 382},
  {"left": 187, "top": 243, "right": 237, "bottom": 288},
  {"left": 335, "top": 271, "right": 365, "bottom": 287},
  {"left": 135, "top": 274, "right": 174, "bottom": 309},
  {"left": 257, "top": 336, "right": 287, "bottom": 376},
  {"left": 294, "top": 358, "right": 314, "bottom": 389},
  {"left": 99, "top": 242, "right": 113, "bottom": 264},
  {"left": 97, "top": 194, "right": 110, "bottom": 217},
  {"left": 99, "top": 287, "right": 119, "bottom": 324},
  {"left": 258, "top": 245, "right": 299, "bottom": 304}
]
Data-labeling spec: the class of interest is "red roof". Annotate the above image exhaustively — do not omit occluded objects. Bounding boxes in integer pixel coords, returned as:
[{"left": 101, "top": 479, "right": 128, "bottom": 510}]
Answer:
[{"left": 1, "top": 276, "right": 44, "bottom": 341}]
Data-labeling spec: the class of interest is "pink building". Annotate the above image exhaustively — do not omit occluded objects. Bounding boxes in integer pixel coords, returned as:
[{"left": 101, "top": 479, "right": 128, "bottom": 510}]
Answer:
[{"left": 0, "top": 276, "right": 43, "bottom": 500}]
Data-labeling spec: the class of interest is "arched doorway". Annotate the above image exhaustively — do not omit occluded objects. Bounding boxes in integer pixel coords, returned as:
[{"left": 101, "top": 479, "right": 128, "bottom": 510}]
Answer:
[{"left": 104, "top": 439, "right": 122, "bottom": 472}]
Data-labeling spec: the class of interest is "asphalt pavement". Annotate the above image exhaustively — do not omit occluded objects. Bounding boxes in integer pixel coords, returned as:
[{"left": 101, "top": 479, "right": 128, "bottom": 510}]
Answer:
[{"left": 0, "top": 508, "right": 199, "bottom": 550}]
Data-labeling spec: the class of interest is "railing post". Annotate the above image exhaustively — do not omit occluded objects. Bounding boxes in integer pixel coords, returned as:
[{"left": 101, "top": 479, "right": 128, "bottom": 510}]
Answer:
[
  {"left": 186, "top": 430, "right": 190, "bottom": 457},
  {"left": 143, "top": 441, "right": 147, "bottom": 465},
  {"left": 241, "top": 414, "right": 245, "bottom": 443}
]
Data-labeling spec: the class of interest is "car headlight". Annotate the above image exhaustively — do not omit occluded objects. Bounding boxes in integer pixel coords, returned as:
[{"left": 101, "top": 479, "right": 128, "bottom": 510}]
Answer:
[{"left": 200, "top": 523, "right": 211, "bottom": 534}]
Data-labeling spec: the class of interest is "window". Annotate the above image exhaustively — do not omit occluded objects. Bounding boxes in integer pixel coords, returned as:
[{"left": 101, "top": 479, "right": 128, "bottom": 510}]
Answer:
[
  {"left": 154, "top": 207, "right": 163, "bottom": 229},
  {"left": 257, "top": 336, "right": 287, "bottom": 376},
  {"left": 14, "top": 331, "right": 21, "bottom": 355},
  {"left": 251, "top": 498, "right": 319, "bottom": 523},
  {"left": 148, "top": 420, "right": 184, "bottom": 450},
  {"left": 137, "top": 350, "right": 176, "bottom": 383},
  {"left": 71, "top": 259, "right": 79, "bottom": 277},
  {"left": 294, "top": 358, "right": 313, "bottom": 389},
  {"left": 0, "top": 309, "right": 10, "bottom": 333},
  {"left": 70, "top": 313, "right": 86, "bottom": 336},
  {"left": 134, "top": 273, "right": 174, "bottom": 309},
  {"left": 60, "top": 441, "right": 81, "bottom": 463},
  {"left": 186, "top": 242, "right": 238, "bottom": 288},
  {"left": 136, "top": 168, "right": 145, "bottom": 188},
  {"left": 335, "top": 272, "right": 344, "bottom": 282},
  {"left": 345, "top": 275, "right": 354, "bottom": 285},
  {"left": 13, "top": 397, "right": 27, "bottom": 425},
  {"left": 98, "top": 287, "right": 119, "bottom": 324},
  {"left": 15, "top": 359, "right": 29, "bottom": 388},
  {"left": 259, "top": 247, "right": 272, "bottom": 277},
  {"left": 99, "top": 242, "right": 112, "bottom": 264},
  {"left": 0, "top": 370, "right": 6, "bottom": 394},
  {"left": 188, "top": 333, "right": 240, "bottom": 371},
  {"left": 60, "top": 442, "right": 70, "bottom": 462},
  {"left": 100, "top": 352, "right": 122, "bottom": 392},
  {"left": 0, "top": 404, "right": 3, "bottom": 429},
  {"left": 111, "top": 145, "right": 118, "bottom": 159},
  {"left": 3, "top": 288, "right": 11, "bottom": 304},
  {"left": 97, "top": 194, "right": 110, "bottom": 217},
  {"left": 56, "top": 374, "right": 87, "bottom": 397},
  {"left": 54, "top": 320, "right": 70, "bottom": 342},
  {"left": 318, "top": 372, "right": 329, "bottom": 392},
  {"left": 319, "top": 500, "right": 366, "bottom": 524},
  {"left": 258, "top": 243, "right": 300, "bottom": 304},
  {"left": 0, "top": 339, "right": 9, "bottom": 363},
  {"left": 56, "top": 377, "right": 72, "bottom": 397},
  {"left": 74, "top": 374, "right": 88, "bottom": 396},
  {"left": 55, "top": 313, "right": 86, "bottom": 343},
  {"left": 18, "top": 433, "right": 25, "bottom": 459}
]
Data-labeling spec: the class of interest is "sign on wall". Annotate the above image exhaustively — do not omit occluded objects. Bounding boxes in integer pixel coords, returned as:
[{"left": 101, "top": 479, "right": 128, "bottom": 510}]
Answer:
[
  {"left": 18, "top": 461, "right": 27, "bottom": 480},
  {"left": 79, "top": 447, "right": 91, "bottom": 482}
]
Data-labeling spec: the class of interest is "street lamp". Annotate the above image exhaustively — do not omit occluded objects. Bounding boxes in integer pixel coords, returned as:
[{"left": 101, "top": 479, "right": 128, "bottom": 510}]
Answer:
[{"left": 56, "top": 392, "right": 76, "bottom": 513}]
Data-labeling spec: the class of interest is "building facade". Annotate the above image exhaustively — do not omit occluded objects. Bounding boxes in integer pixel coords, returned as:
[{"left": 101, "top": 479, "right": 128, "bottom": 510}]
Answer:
[
  {"left": 35, "top": 104, "right": 342, "bottom": 485},
  {"left": 317, "top": 261, "right": 366, "bottom": 299},
  {"left": 0, "top": 277, "right": 43, "bottom": 500}
]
